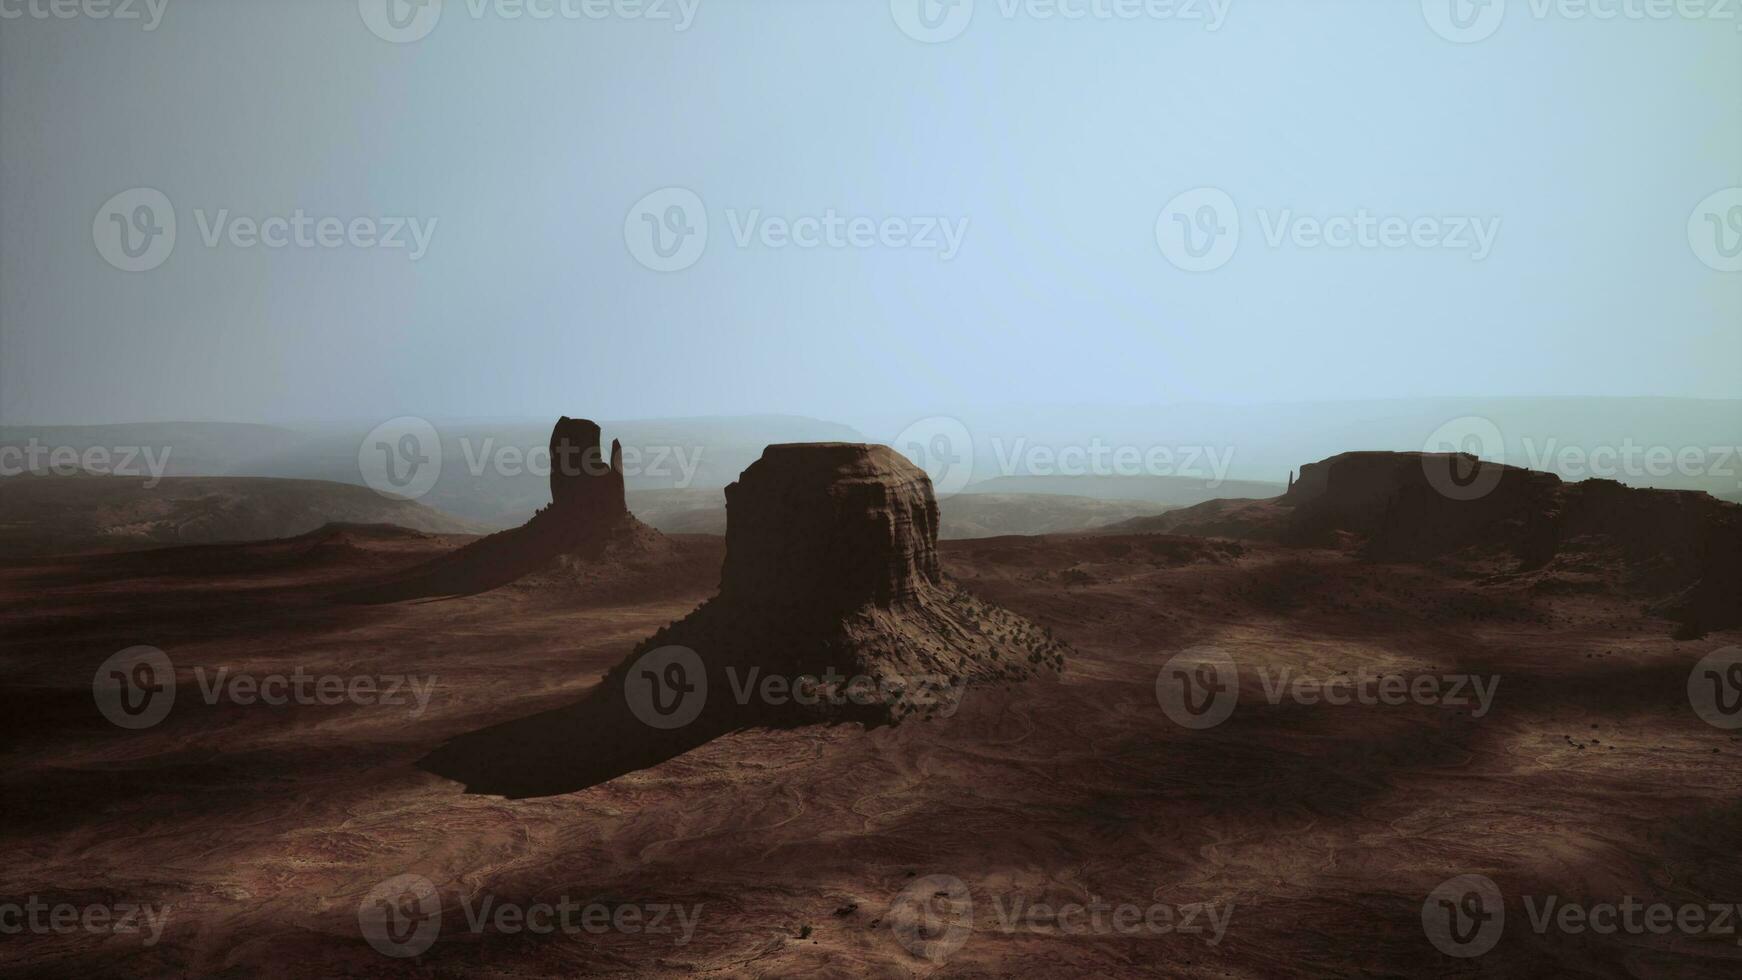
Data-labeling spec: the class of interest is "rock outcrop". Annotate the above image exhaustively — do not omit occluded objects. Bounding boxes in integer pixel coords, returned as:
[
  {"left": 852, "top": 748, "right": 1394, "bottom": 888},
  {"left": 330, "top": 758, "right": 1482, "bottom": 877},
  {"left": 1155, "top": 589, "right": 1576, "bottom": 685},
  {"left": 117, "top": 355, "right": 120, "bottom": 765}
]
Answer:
[
  {"left": 627, "top": 443, "right": 1065, "bottom": 724},
  {"left": 344, "top": 416, "right": 665, "bottom": 601},
  {"left": 718, "top": 443, "right": 941, "bottom": 609},
  {"left": 1112, "top": 450, "right": 1742, "bottom": 638},
  {"left": 549, "top": 416, "right": 627, "bottom": 519},
  {"left": 419, "top": 443, "right": 1068, "bottom": 796}
]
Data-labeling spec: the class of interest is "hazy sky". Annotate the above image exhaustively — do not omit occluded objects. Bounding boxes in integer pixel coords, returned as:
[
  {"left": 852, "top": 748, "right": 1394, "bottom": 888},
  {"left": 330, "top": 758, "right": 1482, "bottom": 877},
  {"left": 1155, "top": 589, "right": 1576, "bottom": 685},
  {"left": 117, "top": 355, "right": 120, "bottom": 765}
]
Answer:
[{"left": 2, "top": 0, "right": 1738, "bottom": 428}]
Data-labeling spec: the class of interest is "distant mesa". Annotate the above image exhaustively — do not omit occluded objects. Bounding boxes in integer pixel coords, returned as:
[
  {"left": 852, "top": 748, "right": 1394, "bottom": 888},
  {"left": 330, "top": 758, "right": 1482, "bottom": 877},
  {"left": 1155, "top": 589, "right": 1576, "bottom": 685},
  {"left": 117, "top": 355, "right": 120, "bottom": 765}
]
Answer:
[
  {"left": 1108, "top": 450, "right": 1742, "bottom": 638},
  {"left": 420, "top": 442, "right": 1068, "bottom": 797},
  {"left": 342, "top": 416, "right": 667, "bottom": 601}
]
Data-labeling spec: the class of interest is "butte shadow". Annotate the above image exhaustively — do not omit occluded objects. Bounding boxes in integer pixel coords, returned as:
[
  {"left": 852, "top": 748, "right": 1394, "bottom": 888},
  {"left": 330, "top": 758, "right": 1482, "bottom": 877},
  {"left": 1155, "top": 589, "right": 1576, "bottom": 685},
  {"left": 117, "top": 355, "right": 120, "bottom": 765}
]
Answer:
[
  {"left": 418, "top": 442, "right": 1068, "bottom": 798},
  {"left": 339, "top": 417, "right": 670, "bottom": 602}
]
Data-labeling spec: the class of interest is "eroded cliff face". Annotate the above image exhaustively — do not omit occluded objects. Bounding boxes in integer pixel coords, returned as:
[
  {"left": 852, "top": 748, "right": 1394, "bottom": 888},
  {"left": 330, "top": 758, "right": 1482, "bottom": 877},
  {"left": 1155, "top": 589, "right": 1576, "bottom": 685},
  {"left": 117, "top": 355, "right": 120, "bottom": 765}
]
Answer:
[
  {"left": 548, "top": 416, "right": 628, "bottom": 522},
  {"left": 343, "top": 416, "right": 661, "bottom": 602},
  {"left": 1288, "top": 452, "right": 1740, "bottom": 636},
  {"left": 422, "top": 441, "right": 1071, "bottom": 795},
  {"left": 719, "top": 443, "right": 941, "bottom": 610},
  {"left": 612, "top": 442, "right": 1066, "bottom": 728}
]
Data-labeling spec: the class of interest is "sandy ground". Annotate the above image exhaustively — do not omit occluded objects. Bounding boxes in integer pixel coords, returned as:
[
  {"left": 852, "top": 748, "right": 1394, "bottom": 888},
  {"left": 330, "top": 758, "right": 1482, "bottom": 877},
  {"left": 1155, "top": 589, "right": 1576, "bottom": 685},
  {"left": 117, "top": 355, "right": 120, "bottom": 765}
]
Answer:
[{"left": 2, "top": 527, "right": 1739, "bottom": 977}]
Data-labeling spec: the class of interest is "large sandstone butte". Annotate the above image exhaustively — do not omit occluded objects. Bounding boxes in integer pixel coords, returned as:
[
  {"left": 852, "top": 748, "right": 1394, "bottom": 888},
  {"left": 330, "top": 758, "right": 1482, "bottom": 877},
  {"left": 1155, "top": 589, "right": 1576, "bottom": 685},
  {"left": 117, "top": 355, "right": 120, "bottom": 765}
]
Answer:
[
  {"left": 626, "top": 443, "right": 1066, "bottom": 722},
  {"left": 420, "top": 443, "right": 1067, "bottom": 796},
  {"left": 344, "top": 416, "right": 665, "bottom": 601},
  {"left": 719, "top": 443, "right": 941, "bottom": 608}
]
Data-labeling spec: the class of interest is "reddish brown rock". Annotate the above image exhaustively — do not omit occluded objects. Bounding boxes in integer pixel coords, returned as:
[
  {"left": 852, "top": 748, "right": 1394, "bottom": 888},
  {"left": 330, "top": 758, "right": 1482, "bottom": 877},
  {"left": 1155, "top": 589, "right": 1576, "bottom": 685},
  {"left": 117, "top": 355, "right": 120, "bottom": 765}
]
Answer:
[
  {"left": 1121, "top": 450, "right": 1742, "bottom": 638},
  {"left": 548, "top": 416, "right": 627, "bottom": 520},
  {"left": 420, "top": 441, "right": 1068, "bottom": 796},
  {"left": 632, "top": 442, "right": 1065, "bottom": 721},
  {"left": 344, "top": 416, "right": 662, "bottom": 601},
  {"left": 719, "top": 443, "right": 941, "bottom": 609}
]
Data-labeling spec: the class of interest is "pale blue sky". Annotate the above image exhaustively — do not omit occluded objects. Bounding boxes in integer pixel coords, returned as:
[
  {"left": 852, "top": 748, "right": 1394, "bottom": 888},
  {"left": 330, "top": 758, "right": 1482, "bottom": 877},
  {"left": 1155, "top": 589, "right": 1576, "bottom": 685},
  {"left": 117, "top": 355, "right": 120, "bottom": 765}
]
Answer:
[{"left": 2, "top": 0, "right": 1738, "bottom": 428}]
